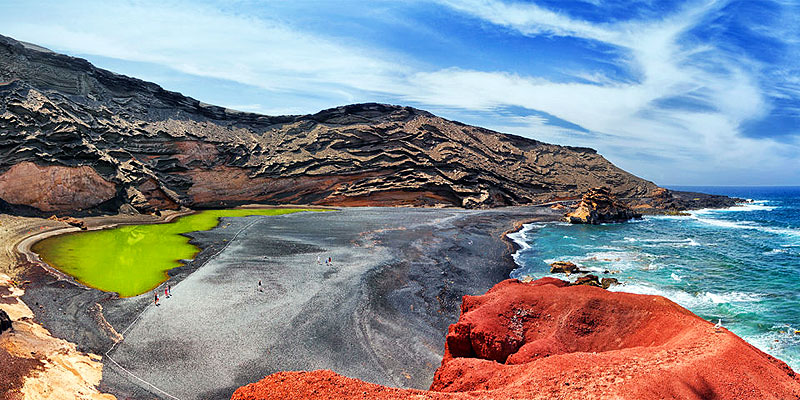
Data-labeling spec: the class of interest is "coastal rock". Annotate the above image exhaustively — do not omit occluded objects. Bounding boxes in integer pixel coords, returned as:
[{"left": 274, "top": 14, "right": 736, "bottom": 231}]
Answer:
[
  {"left": 571, "top": 274, "right": 601, "bottom": 287},
  {"left": 549, "top": 261, "right": 584, "bottom": 275},
  {"left": 231, "top": 278, "right": 800, "bottom": 399},
  {"left": 565, "top": 187, "right": 642, "bottom": 224},
  {"left": 0, "top": 309, "right": 11, "bottom": 334},
  {"left": 601, "top": 277, "right": 619, "bottom": 289},
  {"left": 0, "top": 34, "right": 675, "bottom": 215}
]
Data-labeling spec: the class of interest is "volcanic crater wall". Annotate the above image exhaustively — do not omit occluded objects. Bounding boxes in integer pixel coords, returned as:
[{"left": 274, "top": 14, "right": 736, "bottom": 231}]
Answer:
[{"left": 0, "top": 34, "right": 662, "bottom": 215}]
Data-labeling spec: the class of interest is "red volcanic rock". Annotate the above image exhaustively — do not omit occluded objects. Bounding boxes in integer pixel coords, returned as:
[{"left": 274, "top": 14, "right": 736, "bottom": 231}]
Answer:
[
  {"left": 232, "top": 278, "right": 800, "bottom": 400},
  {"left": 0, "top": 162, "right": 116, "bottom": 212}
]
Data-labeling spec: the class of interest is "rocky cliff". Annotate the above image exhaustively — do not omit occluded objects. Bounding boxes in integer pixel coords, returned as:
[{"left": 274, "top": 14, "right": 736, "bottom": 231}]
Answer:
[
  {"left": 0, "top": 34, "right": 733, "bottom": 215},
  {"left": 232, "top": 278, "right": 800, "bottom": 399}
]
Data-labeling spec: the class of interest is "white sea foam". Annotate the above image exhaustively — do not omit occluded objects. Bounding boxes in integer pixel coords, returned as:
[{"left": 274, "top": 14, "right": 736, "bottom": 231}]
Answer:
[
  {"left": 609, "top": 282, "right": 763, "bottom": 311},
  {"left": 507, "top": 223, "right": 547, "bottom": 265},
  {"left": 764, "top": 248, "right": 789, "bottom": 255},
  {"left": 639, "top": 238, "right": 701, "bottom": 248},
  {"left": 689, "top": 213, "right": 800, "bottom": 238},
  {"left": 671, "top": 273, "right": 682, "bottom": 282}
]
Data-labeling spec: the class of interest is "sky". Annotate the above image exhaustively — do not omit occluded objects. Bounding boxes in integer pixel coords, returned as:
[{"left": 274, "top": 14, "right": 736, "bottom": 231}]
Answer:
[{"left": 2, "top": 0, "right": 799, "bottom": 185}]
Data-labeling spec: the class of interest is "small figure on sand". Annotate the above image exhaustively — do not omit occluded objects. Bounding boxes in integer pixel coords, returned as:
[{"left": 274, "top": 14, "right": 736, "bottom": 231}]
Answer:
[
  {"left": 714, "top": 319, "right": 723, "bottom": 332},
  {"left": 154, "top": 292, "right": 160, "bottom": 306},
  {"left": 167, "top": 284, "right": 171, "bottom": 297},
  {"left": 326, "top": 257, "right": 332, "bottom": 266},
  {"left": 258, "top": 279, "right": 263, "bottom": 292},
  {"left": 316, "top": 255, "right": 321, "bottom": 265},
  {"left": 164, "top": 286, "right": 169, "bottom": 299}
]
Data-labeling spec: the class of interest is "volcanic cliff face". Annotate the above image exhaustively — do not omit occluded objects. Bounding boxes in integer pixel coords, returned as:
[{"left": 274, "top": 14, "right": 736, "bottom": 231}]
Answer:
[
  {"left": 232, "top": 278, "right": 800, "bottom": 399},
  {"left": 0, "top": 34, "right": 674, "bottom": 215}
]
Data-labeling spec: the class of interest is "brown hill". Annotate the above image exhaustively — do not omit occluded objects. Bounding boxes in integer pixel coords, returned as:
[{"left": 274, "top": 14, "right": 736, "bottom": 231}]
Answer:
[{"left": 0, "top": 34, "right": 734, "bottom": 215}]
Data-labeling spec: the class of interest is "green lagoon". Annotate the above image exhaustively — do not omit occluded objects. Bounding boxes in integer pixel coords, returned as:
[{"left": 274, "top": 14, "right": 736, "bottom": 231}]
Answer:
[{"left": 32, "top": 208, "right": 314, "bottom": 297}]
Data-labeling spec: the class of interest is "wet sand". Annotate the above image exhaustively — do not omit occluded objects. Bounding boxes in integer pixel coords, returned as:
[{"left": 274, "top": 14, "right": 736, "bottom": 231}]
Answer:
[{"left": 16, "top": 206, "right": 560, "bottom": 399}]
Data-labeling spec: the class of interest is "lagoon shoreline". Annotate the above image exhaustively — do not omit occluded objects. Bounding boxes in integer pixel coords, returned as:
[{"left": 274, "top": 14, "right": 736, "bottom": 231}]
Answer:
[{"left": 3, "top": 205, "right": 562, "bottom": 399}]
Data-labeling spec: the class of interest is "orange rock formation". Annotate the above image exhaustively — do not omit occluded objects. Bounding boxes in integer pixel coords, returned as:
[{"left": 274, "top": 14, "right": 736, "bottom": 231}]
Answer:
[{"left": 232, "top": 278, "right": 800, "bottom": 399}]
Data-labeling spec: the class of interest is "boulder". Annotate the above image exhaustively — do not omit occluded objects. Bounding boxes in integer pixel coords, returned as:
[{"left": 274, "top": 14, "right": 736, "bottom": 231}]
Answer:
[
  {"left": 571, "top": 274, "right": 601, "bottom": 287},
  {"left": 565, "top": 187, "right": 641, "bottom": 224},
  {"left": 601, "top": 277, "right": 619, "bottom": 289},
  {"left": 0, "top": 309, "right": 11, "bottom": 334},
  {"left": 549, "top": 261, "right": 583, "bottom": 275},
  {"left": 118, "top": 203, "right": 139, "bottom": 215}
]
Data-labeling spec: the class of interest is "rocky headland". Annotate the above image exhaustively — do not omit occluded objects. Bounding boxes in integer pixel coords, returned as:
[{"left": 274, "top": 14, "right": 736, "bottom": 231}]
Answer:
[
  {"left": 0, "top": 34, "right": 737, "bottom": 216},
  {"left": 233, "top": 277, "right": 800, "bottom": 399},
  {"left": 565, "top": 186, "right": 641, "bottom": 224}
]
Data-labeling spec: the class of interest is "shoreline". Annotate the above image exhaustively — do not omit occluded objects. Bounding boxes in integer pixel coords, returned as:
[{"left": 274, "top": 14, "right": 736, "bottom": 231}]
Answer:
[
  {"left": 6, "top": 206, "right": 561, "bottom": 398},
  {"left": 1, "top": 199, "right": 760, "bottom": 399}
]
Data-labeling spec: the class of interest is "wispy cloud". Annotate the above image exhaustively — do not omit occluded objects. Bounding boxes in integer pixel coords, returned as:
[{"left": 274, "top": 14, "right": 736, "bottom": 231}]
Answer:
[{"left": 0, "top": 0, "right": 797, "bottom": 184}]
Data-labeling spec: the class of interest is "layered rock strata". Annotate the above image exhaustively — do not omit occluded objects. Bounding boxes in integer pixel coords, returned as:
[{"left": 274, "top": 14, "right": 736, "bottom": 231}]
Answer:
[
  {"left": 232, "top": 278, "right": 800, "bottom": 399},
  {"left": 0, "top": 34, "right": 721, "bottom": 215}
]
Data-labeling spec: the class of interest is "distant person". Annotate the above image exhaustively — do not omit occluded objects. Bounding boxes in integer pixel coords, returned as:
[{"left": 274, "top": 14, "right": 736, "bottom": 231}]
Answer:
[
  {"left": 316, "top": 255, "right": 321, "bottom": 265},
  {"left": 328, "top": 257, "right": 332, "bottom": 265},
  {"left": 154, "top": 292, "right": 160, "bottom": 306},
  {"left": 164, "top": 286, "right": 169, "bottom": 299},
  {"left": 258, "top": 279, "right": 263, "bottom": 292},
  {"left": 167, "top": 284, "right": 171, "bottom": 297}
]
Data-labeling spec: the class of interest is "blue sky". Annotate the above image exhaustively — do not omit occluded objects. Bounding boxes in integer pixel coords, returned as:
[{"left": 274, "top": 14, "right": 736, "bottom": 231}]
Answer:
[{"left": 2, "top": 0, "right": 799, "bottom": 185}]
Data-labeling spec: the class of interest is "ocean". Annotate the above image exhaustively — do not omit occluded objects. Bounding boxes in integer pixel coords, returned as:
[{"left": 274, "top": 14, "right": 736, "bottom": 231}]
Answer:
[{"left": 508, "top": 186, "right": 800, "bottom": 370}]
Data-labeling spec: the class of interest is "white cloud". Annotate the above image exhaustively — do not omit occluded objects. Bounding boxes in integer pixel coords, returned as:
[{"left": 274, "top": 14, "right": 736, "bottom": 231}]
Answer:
[
  {"left": 1, "top": 0, "right": 797, "bottom": 184},
  {"left": 1, "top": 0, "right": 411, "bottom": 99}
]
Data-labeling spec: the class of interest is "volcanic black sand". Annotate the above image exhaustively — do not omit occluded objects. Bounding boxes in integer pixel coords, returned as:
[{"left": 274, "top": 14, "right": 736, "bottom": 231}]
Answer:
[{"left": 20, "top": 206, "right": 561, "bottom": 399}]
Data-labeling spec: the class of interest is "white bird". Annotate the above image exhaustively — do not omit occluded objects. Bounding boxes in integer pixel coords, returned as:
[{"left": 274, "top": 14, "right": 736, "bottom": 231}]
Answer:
[{"left": 714, "top": 319, "right": 723, "bottom": 331}]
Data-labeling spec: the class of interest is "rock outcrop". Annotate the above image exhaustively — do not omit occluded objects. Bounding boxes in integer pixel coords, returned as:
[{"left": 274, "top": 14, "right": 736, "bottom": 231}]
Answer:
[
  {"left": 232, "top": 278, "right": 800, "bottom": 399},
  {"left": 0, "top": 309, "right": 11, "bottom": 334},
  {"left": 565, "top": 187, "right": 641, "bottom": 224},
  {"left": 0, "top": 34, "right": 731, "bottom": 215},
  {"left": 549, "top": 261, "right": 584, "bottom": 275}
]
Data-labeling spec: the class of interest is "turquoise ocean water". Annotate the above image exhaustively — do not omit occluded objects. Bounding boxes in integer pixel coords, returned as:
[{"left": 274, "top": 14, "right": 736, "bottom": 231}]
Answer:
[{"left": 508, "top": 186, "right": 800, "bottom": 370}]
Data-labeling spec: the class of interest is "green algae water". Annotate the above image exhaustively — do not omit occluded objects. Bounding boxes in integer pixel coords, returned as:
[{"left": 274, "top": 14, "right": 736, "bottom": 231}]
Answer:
[{"left": 32, "top": 208, "right": 314, "bottom": 297}]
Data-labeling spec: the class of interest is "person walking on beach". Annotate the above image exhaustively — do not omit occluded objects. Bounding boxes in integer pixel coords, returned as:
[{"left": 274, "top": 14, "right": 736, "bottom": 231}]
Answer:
[
  {"left": 167, "top": 284, "right": 171, "bottom": 297},
  {"left": 316, "top": 255, "right": 321, "bottom": 265},
  {"left": 154, "top": 292, "right": 160, "bottom": 306},
  {"left": 164, "top": 286, "right": 169, "bottom": 299},
  {"left": 258, "top": 279, "right": 263, "bottom": 292}
]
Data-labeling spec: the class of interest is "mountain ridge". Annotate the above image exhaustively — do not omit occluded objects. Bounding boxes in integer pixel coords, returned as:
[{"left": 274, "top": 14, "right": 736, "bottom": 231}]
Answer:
[{"left": 0, "top": 34, "right": 732, "bottom": 215}]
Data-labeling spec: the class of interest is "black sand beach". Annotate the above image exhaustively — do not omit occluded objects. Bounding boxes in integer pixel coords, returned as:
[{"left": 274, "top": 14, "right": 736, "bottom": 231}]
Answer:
[{"left": 20, "top": 206, "right": 560, "bottom": 399}]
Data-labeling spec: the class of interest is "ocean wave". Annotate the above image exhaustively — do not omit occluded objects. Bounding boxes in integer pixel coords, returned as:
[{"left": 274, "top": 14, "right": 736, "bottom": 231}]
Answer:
[
  {"left": 743, "top": 327, "right": 800, "bottom": 371},
  {"left": 507, "top": 223, "right": 548, "bottom": 265},
  {"left": 689, "top": 214, "right": 800, "bottom": 238},
  {"left": 719, "top": 202, "right": 777, "bottom": 212},
  {"left": 691, "top": 200, "right": 776, "bottom": 215},
  {"left": 764, "top": 248, "right": 789, "bottom": 255},
  {"left": 639, "top": 238, "right": 701, "bottom": 248},
  {"left": 610, "top": 282, "right": 763, "bottom": 310}
]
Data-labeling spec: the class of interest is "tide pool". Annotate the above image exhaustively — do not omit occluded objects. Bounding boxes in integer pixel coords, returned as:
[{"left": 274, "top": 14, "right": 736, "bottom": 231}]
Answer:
[
  {"left": 32, "top": 208, "right": 316, "bottom": 297},
  {"left": 509, "top": 186, "right": 800, "bottom": 370}
]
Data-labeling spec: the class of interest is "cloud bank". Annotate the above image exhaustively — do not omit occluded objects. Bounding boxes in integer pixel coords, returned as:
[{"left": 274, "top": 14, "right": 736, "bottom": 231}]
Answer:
[{"left": 1, "top": 0, "right": 797, "bottom": 184}]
